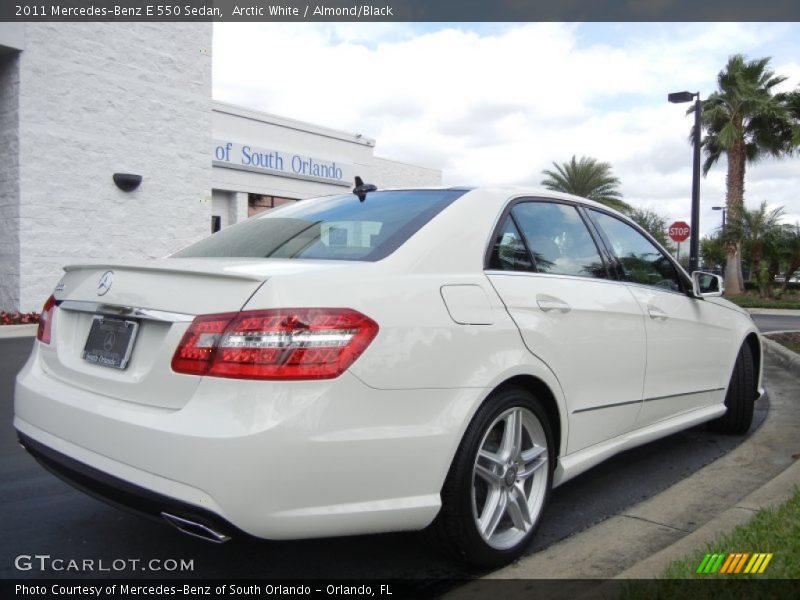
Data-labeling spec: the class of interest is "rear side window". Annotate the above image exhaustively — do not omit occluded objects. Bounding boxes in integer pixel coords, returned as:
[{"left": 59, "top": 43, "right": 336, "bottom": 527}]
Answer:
[
  {"left": 511, "top": 202, "right": 607, "bottom": 279},
  {"left": 488, "top": 216, "right": 533, "bottom": 271},
  {"left": 172, "top": 190, "right": 466, "bottom": 262}
]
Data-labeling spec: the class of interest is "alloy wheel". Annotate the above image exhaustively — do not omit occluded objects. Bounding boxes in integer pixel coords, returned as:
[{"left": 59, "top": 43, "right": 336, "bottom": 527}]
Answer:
[{"left": 471, "top": 406, "right": 549, "bottom": 550}]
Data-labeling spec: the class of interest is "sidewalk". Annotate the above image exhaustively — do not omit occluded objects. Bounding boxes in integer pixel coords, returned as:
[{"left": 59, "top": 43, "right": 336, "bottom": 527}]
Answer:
[
  {"left": 448, "top": 343, "right": 799, "bottom": 597},
  {"left": 763, "top": 335, "right": 800, "bottom": 378},
  {"left": 613, "top": 457, "right": 800, "bottom": 579},
  {"left": 0, "top": 324, "right": 37, "bottom": 339},
  {"left": 746, "top": 307, "right": 800, "bottom": 316}
]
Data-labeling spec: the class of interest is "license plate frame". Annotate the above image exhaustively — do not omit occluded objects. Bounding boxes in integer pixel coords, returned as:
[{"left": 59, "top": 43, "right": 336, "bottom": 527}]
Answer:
[{"left": 82, "top": 315, "right": 139, "bottom": 370}]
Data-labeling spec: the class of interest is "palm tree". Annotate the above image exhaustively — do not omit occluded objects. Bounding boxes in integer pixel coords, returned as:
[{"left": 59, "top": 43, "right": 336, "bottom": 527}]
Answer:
[
  {"left": 738, "top": 201, "right": 785, "bottom": 297},
  {"left": 696, "top": 54, "right": 800, "bottom": 295},
  {"left": 541, "top": 155, "right": 631, "bottom": 213},
  {"left": 700, "top": 233, "right": 727, "bottom": 270},
  {"left": 776, "top": 224, "right": 800, "bottom": 297}
]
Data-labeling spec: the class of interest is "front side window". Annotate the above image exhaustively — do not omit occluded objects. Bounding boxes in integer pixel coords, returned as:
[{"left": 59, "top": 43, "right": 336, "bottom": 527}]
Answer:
[
  {"left": 172, "top": 190, "right": 466, "bottom": 262},
  {"left": 590, "top": 210, "right": 683, "bottom": 292},
  {"left": 511, "top": 202, "right": 606, "bottom": 279}
]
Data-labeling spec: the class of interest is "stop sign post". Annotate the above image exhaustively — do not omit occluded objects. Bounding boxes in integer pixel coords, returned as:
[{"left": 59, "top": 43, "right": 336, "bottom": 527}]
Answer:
[{"left": 669, "top": 221, "right": 691, "bottom": 262}]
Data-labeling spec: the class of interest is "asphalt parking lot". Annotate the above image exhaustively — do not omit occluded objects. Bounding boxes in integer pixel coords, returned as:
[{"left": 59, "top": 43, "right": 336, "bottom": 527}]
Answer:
[
  {"left": 750, "top": 313, "right": 800, "bottom": 332},
  {"left": 0, "top": 332, "right": 773, "bottom": 585}
]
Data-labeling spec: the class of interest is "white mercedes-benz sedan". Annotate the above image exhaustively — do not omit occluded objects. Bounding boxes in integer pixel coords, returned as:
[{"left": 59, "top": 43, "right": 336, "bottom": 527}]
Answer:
[{"left": 14, "top": 186, "right": 762, "bottom": 567}]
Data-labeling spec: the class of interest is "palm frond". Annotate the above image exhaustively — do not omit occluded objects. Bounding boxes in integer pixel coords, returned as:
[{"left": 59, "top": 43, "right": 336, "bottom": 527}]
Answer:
[{"left": 541, "top": 155, "right": 631, "bottom": 212}]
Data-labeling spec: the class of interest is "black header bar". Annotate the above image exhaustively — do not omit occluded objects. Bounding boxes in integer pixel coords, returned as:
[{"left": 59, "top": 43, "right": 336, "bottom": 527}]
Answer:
[{"left": 3, "top": 0, "right": 800, "bottom": 22}]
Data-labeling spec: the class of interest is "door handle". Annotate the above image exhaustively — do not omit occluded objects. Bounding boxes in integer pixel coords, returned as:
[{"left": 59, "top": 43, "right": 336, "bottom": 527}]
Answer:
[
  {"left": 647, "top": 305, "right": 668, "bottom": 320},
  {"left": 536, "top": 294, "right": 571, "bottom": 313}
]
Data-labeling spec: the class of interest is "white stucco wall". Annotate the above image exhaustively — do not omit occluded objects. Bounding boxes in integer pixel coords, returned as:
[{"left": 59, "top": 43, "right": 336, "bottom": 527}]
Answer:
[
  {"left": 0, "top": 23, "right": 25, "bottom": 51},
  {"left": 14, "top": 23, "right": 212, "bottom": 312},
  {"left": 0, "top": 51, "right": 20, "bottom": 310},
  {"left": 371, "top": 156, "right": 442, "bottom": 189}
]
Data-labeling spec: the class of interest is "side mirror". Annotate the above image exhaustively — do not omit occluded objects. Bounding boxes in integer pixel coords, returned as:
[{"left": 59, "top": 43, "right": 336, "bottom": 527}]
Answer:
[{"left": 692, "top": 271, "right": 724, "bottom": 298}]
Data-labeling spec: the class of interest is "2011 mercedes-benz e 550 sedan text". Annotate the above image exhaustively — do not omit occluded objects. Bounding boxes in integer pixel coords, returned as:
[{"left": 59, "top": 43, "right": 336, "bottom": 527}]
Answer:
[{"left": 15, "top": 186, "right": 763, "bottom": 567}]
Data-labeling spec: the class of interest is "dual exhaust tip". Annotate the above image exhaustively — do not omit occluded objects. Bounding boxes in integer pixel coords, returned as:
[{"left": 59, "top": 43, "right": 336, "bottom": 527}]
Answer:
[{"left": 161, "top": 512, "right": 231, "bottom": 544}]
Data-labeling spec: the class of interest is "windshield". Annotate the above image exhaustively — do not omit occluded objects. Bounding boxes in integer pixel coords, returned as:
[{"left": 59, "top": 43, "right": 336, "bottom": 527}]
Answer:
[{"left": 172, "top": 190, "right": 466, "bottom": 261}]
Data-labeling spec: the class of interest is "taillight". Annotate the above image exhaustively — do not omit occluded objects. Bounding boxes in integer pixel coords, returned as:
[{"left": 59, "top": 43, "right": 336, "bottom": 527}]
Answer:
[
  {"left": 37, "top": 295, "right": 56, "bottom": 345},
  {"left": 171, "top": 308, "right": 378, "bottom": 380}
]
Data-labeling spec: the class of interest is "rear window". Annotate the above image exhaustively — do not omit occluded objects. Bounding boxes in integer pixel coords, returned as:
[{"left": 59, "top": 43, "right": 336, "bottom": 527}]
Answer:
[{"left": 172, "top": 190, "right": 466, "bottom": 262}]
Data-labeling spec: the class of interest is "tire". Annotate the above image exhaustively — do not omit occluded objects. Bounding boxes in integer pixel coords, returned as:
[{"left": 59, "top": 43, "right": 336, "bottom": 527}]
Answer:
[
  {"left": 709, "top": 342, "right": 757, "bottom": 434},
  {"left": 428, "top": 387, "right": 553, "bottom": 569}
]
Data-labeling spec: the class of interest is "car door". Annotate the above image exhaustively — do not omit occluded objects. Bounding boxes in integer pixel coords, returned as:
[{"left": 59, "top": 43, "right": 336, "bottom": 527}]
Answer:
[
  {"left": 486, "top": 199, "right": 648, "bottom": 453},
  {"left": 586, "top": 209, "right": 738, "bottom": 428}
]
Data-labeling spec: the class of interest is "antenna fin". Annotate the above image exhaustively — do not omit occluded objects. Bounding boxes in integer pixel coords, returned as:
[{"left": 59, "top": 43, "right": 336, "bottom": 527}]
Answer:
[{"left": 352, "top": 176, "right": 377, "bottom": 202}]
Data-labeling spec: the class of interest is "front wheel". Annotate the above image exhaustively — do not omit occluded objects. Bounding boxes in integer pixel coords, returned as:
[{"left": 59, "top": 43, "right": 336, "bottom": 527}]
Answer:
[
  {"left": 709, "top": 342, "right": 757, "bottom": 434},
  {"left": 429, "top": 387, "right": 553, "bottom": 568}
]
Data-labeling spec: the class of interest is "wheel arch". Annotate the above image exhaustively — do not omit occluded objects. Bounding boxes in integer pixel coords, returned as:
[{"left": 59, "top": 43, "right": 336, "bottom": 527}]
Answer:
[
  {"left": 428, "top": 372, "right": 562, "bottom": 566},
  {"left": 743, "top": 330, "right": 763, "bottom": 389},
  {"left": 742, "top": 331, "right": 762, "bottom": 379},
  {"left": 493, "top": 374, "right": 563, "bottom": 460}
]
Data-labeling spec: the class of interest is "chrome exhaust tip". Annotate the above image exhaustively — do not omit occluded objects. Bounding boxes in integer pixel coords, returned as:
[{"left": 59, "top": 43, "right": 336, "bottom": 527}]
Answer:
[{"left": 161, "top": 512, "right": 231, "bottom": 544}]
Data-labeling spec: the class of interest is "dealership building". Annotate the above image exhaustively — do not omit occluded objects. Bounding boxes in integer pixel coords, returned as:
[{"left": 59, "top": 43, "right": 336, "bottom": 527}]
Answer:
[
  {"left": 210, "top": 101, "right": 440, "bottom": 227},
  {"left": 0, "top": 23, "right": 441, "bottom": 312}
]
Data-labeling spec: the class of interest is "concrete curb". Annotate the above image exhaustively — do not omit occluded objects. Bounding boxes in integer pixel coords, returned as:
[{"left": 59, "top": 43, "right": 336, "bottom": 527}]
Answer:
[
  {"left": 447, "top": 355, "right": 799, "bottom": 597},
  {"left": 0, "top": 324, "right": 37, "bottom": 339},
  {"left": 612, "top": 458, "right": 800, "bottom": 580},
  {"left": 762, "top": 336, "right": 800, "bottom": 379}
]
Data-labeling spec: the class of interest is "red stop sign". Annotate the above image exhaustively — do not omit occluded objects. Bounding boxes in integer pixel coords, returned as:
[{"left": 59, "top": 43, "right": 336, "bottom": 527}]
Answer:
[{"left": 669, "top": 221, "right": 691, "bottom": 242}]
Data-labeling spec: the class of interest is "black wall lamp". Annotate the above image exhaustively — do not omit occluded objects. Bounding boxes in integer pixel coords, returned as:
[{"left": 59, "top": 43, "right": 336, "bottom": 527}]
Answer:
[{"left": 113, "top": 173, "right": 142, "bottom": 192}]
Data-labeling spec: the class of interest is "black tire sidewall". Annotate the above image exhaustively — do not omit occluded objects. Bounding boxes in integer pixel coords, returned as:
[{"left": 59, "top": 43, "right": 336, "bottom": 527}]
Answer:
[
  {"left": 727, "top": 342, "right": 756, "bottom": 432},
  {"left": 711, "top": 342, "right": 756, "bottom": 434},
  {"left": 442, "top": 386, "right": 554, "bottom": 568}
]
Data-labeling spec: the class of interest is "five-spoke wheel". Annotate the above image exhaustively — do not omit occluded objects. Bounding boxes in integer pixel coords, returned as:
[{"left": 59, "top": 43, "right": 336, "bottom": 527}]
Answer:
[
  {"left": 429, "top": 387, "right": 553, "bottom": 568},
  {"left": 472, "top": 407, "right": 549, "bottom": 549}
]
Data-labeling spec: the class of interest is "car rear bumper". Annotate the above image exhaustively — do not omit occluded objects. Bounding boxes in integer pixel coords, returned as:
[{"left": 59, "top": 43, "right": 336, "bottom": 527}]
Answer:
[
  {"left": 17, "top": 431, "right": 240, "bottom": 542},
  {"left": 14, "top": 344, "right": 483, "bottom": 539}
]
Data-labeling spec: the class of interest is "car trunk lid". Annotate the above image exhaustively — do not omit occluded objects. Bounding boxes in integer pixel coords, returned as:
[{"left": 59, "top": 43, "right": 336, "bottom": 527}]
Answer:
[{"left": 41, "top": 258, "right": 351, "bottom": 409}]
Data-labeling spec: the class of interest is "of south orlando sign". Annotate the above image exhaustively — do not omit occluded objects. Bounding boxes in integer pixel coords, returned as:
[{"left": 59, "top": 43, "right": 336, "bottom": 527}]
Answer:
[{"left": 212, "top": 140, "right": 353, "bottom": 187}]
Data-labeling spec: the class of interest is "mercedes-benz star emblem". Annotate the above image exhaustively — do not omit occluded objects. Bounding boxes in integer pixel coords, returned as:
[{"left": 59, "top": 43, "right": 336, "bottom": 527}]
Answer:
[{"left": 97, "top": 270, "right": 114, "bottom": 296}]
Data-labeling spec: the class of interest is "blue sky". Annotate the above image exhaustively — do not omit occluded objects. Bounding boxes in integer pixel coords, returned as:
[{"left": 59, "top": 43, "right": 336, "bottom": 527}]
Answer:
[{"left": 213, "top": 22, "right": 800, "bottom": 238}]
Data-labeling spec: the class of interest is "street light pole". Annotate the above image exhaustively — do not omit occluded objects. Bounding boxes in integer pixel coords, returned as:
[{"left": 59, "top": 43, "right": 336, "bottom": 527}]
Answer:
[
  {"left": 712, "top": 206, "right": 727, "bottom": 232},
  {"left": 690, "top": 95, "right": 701, "bottom": 273},
  {"left": 712, "top": 205, "right": 727, "bottom": 274},
  {"left": 668, "top": 90, "right": 702, "bottom": 272}
]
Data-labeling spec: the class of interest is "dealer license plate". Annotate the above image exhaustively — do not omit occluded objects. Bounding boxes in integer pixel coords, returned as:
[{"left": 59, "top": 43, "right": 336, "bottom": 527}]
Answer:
[{"left": 82, "top": 316, "right": 139, "bottom": 370}]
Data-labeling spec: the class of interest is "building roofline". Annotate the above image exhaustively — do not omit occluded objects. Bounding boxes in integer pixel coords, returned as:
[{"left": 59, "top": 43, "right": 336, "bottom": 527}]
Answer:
[
  {"left": 212, "top": 100, "right": 376, "bottom": 147},
  {"left": 372, "top": 155, "right": 441, "bottom": 173}
]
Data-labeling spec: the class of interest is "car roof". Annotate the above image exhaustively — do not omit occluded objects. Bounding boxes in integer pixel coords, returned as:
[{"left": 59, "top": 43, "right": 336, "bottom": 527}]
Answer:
[{"left": 375, "top": 186, "right": 627, "bottom": 218}]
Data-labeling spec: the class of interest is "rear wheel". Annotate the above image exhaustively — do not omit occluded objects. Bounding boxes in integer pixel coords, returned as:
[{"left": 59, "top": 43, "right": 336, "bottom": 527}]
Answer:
[
  {"left": 429, "top": 387, "right": 553, "bottom": 568},
  {"left": 709, "top": 343, "right": 757, "bottom": 434}
]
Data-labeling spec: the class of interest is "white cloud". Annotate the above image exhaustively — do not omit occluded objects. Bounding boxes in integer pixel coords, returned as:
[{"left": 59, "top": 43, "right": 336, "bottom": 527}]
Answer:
[{"left": 213, "top": 22, "right": 800, "bottom": 238}]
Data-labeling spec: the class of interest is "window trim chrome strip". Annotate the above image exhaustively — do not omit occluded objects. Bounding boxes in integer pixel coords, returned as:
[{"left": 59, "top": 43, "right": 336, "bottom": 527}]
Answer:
[
  {"left": 57, "top": 300, "right": 195, "bottom": 323},
  {"left": 484, "top": 269, "right": 695, "bottom": 298}
]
